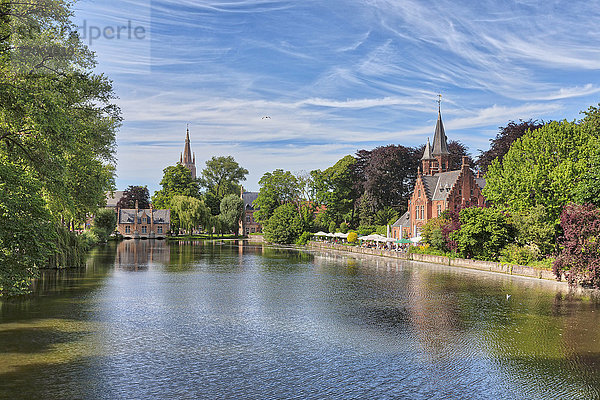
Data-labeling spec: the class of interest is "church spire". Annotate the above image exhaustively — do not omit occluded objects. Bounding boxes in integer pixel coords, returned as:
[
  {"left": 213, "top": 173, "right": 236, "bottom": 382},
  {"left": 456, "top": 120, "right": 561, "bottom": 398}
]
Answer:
[
  {"left": 180, "top": 125, "right": 196, "bottom": 179},
  {"left": 432, "top": 99, "right": 449, "bottom": 156},
  {"left": 421, "top": 137, "right": 434, "bottom": 160}
]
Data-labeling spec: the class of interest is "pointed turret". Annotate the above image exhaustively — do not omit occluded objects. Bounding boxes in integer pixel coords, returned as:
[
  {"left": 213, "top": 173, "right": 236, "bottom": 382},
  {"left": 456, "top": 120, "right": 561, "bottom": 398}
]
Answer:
[
  {"left": 179, "top": 126, "right": 197, "bottom": 179},
  {"left": 421, "top": 137, "right": 434, "bottom": 160},
  {"left": 432, "top": 107, "right": 449, "bottom": 156}
]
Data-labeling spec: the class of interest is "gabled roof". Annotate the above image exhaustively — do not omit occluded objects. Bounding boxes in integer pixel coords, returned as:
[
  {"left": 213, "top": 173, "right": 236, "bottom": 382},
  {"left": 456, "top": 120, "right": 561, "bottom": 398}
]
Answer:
[
  {"left": 242, "top": 192, "right": 259, "bottom": 210},
  {"left": 432, "top": 108, "right": 450, "bottom": 156},
  {"left": 118, "top": 209, "right": 170, "bottom": 224},
  {"left": 421, "top": 137, "right": 434, "bottom": 160},
  {"left": 419, "top": 170, "right": 461, "bottom": 201},
  {"left": 105, "top": 191, "right": 124, "bottom": 208},
  {"left": 474, "top": 177, "right": 486, "bottom": 190},
  {"left": 392, "top": 211, "right": 410, "bottom": 228}
]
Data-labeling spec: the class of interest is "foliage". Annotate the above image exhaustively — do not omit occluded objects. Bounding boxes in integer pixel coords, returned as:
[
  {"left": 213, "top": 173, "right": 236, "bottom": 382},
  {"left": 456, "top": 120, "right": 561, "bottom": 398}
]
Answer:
[
  {"left": 421, "top": 210, "right": 460, "bottom": 252},
  {"left": 408, "top": 244, "right": 456, "bottom": 257},
  {"left": 263, "top": 203, "right": 305, "bottom": 244},
  {"left": 328, "top": 221, "right": 337, "bottom": 233},
  {"left": 507, "top": 205, "right": 556, "bottom": 256},
  {"left": 483, "top": 120, "right": 596, "bottom": 222},
  {"left": 116, "top": 185, "right": 150, "bottom": 209},
  {"left": 253, "top": 169, "right": 300, "bottom": 223},
  {"left": 295, "top": 231, "right": 312, "bottom": 245},
  {"left": 347, "top": 232, "right": 358, "bottom": 243},
  {"left": 219, "top": 194, "right": 244, "bottom": 234},
  {"left": 374, "top": 207, "right": 399, "bottom": 226},
  {"left": 199, "top": 156, "right": 248, "bottom": 215},
  {"left": 170, "top": 195, "right": 210, "bottom": 235},
  {"left": 353, "top": 145, "right": 419, "bottom": 214},
  {"left": 477, "top": 120, "right": 544, "bottom": 173},
  {"left": 356, "top": 225, "right": 377, "bottom": 236},
  {"left": 357, "top": 192, "right": 377, "bottom": 226},
  {"left": 311, "top": 155, "right": 358, "bottom": 225},
  {"left": 450, "top": 207, "right": 512, "bottom": 261},
  {"left": 500, "top": 243, "right": 542, "bottom": 266},
  {"left": 339, "top": 222, "right": 348, "bottom": 233},
  {"left": 574, "top": 144, "right": 600, "bottom": 207},
  {"left": 0, "top": 158, "right": 54, "bottom": 295},
  {"left": 92, "top": 208, "right": 117, "bottom": 242},
  {"left": 553, "top": 203, "right": 600, "bottom": 287},
  {"left": 152, "top": 164, "right": 202, "bottom": 231}
]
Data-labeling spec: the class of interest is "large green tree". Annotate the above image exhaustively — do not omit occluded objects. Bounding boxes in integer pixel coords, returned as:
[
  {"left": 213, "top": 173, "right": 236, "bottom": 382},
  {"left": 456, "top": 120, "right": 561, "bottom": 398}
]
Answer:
[
  {"left": 219, "top": 194, "right": 244, "bottom": 234},
  {"left": 1, "top": 1, "right": 120, "bottom": 293},
  {"left": 170, "top": 195, "right": 210, "bottom": 235},
  {"left": 263, "top": 202, "right": 305, "bottom": 244},
  {"left": 451, "top": 207, "right": 512, "bottom": 261},
  {"left": 199, "top": 156, "right": 248, "bottom": 215},
  {"left": 311, "top": 155, "right": 358, "bottom": 226},
  {"left": 483, "top": 120, "right": 597, "bottom": 221},
  {"left": 253, "top": 169, "right": 300, "bottom": 223}
]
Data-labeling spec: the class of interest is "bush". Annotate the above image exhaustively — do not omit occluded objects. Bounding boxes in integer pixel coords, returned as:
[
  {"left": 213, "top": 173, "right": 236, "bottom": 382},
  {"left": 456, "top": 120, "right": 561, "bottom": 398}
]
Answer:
[
  {"left": 500, "top": 243, "right": 542, "bottom": 265},
  {"left": 264, "top": 203, "right": 305, "bottom": 244},
  {"left": 328, "top": 221, "right": 337, "bottom": 233},
  {"left": 347, "top": 232, "right": 358, "bottom": 243},
  {"left": 357, "top": 225, "right": 377, "bottom": 236},
  {"left": 295, "top": 231, "right": 312, "bottom": 245},
  {"left": 339, "top": 222, "right": 348, "bottom": 233},
  {"left": 450, "top": 206, "right": 512, "bottom": 261}
]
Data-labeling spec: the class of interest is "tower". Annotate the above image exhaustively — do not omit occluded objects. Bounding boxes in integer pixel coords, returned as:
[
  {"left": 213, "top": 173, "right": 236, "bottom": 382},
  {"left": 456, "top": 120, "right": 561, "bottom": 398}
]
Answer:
[
  {"left": 179, "top": 125, "right": 196, "bottom": 179},
  {"left": 421, "top": 98, "right": 450, "bottom": 175}
]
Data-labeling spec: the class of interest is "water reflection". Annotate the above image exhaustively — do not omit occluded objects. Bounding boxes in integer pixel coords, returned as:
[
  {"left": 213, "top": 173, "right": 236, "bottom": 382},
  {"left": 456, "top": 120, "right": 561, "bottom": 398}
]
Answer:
[{"left": 1, "top": 242, "right": 600, "bottom": 399}]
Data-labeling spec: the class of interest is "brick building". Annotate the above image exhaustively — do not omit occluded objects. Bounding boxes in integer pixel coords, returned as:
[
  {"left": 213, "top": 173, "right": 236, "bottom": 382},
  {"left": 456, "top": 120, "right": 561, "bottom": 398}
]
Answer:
[
  {"left": 391, "top": 107, "right": 486, "bottom": 239},
  {"left": 117, "top": 201, "right": 170, "bottom": 239},
  {"left": 238, "top": 189, "right": 262, "bottom": 236}
]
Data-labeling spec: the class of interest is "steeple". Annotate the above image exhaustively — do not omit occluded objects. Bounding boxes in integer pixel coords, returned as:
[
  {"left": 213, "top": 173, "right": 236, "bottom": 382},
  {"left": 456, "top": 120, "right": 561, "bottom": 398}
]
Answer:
[
  {"left": 431, "top": 104, "right": 449, "bottom": 156},
  {"left": 179, "top": 125, "right": 196, "bottom": 179}
]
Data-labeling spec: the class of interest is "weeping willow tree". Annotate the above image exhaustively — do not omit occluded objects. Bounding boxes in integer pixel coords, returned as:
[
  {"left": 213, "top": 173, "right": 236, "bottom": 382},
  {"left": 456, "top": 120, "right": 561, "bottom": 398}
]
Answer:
[{"left": 170, "top": 195, "right": 211, "bottom": 235}]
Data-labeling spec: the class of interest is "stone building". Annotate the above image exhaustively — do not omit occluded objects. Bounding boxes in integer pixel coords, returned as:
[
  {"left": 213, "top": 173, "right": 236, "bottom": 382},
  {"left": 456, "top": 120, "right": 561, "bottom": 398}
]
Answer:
[
  {"left": 238, "top": 189, "right": 262, "bottom": 236},
  {"left": 391, "top": 107, "right": 486, "bottom": 239},
  {"left": 179, "top": 126, "right": 196, "bottom": 179},
  {"left": 117, "top": 201, "right": 170, "bottom": 239}
]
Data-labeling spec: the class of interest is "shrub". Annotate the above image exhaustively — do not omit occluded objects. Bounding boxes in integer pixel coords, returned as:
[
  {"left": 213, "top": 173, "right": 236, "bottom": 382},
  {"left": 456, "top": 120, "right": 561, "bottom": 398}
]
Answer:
[
  {"left": 263, "top": 203, "right": 305, "bottom": 244},
  {"left": 339, "top": 222, "right": 349, "bottom": 233},
  {"left": 500, "top": 243, "right": 541, "bottom": 265},
  {"left": 295, "top": 231, "right": 312, "bottom": 245},
  {"left": 357, "top": 225, "right": 377, "bottom": 236},
  {"left": 347, "top": 232, "right": 358, "bottom": 243},
  {"left": 328, "top": 221, "right": 337, "bottom": 233}
]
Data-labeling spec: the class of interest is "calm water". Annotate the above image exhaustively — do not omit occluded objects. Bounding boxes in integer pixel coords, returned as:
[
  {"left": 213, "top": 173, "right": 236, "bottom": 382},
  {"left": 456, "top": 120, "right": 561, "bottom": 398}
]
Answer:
[{"left": 1, "top": 241, "right": 600, "bottom": 399}]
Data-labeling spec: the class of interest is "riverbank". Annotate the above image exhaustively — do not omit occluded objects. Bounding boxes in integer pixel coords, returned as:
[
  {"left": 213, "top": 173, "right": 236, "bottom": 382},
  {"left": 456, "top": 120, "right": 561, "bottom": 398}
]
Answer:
[{"left": 307, "top": 241, "right": 558, "bottom": 282}]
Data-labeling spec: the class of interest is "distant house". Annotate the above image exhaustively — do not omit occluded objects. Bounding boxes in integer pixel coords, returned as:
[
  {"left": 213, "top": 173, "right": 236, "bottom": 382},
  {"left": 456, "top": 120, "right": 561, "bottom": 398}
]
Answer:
[
  {"left": 391, "top": 107, "right": 486, "bottom": 239},
  {"left": 239, "top": 189, "right": 261, "bottom": 236},
  {"left": 117, "top": 201, "right": 170, "bottom": 239}
]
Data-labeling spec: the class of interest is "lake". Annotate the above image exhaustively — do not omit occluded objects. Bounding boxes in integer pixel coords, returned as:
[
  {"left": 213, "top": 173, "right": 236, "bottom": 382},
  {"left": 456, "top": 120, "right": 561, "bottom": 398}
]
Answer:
[{"left": 1, "top": 240, "right": 599, "bottom": 399}]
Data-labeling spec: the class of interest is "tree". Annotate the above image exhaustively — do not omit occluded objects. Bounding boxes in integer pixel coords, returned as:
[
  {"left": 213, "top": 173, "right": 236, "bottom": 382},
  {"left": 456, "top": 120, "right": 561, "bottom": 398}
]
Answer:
[
  {"left": 353, "top": 145, "right": 419, "bottom": 214},
  {"left": 477, "top": 120, "right": 544, "bottom": 173},
  {"left": 170, "top": 195, "right": 210, "bottom": 235},
  {"left": 483, "top": 120, "right": 596, "bottom": 222},
  {"left": 199, "top": 156, "right": 248, "bottom": 215},
  {"left": 92, "top": 208, "right": 117, "bottom": 242},
  {"left": 253, "top": 169, "right": 300, "bottom": 223},
  {"left": 152, "top": 164, "right": 202, "bottom": 231},
  {"left": 508, "top": 205, "right": 556, "bottom": 256},
  {"left": 311, "top": 155, "right": 359, "bottom": 225},
  {"left": 117, "top": 186, "right": 150, "bottom": 209},
  {"left": 451, "top": 207, "right": 512, "bottom": 261},
  {"left": 219, "top": 194, "right": 244, "bottom": 234},
  {"left": 0, "top": 158, "right": 53, "bottom": 295},
  {"left": 328, "top": 221, "right": 337, "bottom": 233},
  {"left": 374, "top": 207, "right": 399, "bottom": 226},
  {"left": 263, "top": 203, "right": 305, "bottom": 244},
  {"left": 553, "top": 203, "right": 600, "bottom": 287}
]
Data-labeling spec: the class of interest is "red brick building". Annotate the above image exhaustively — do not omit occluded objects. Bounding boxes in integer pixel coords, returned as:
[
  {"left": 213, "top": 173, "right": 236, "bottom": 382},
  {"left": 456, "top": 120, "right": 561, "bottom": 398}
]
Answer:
[
  {"left": 238, "top": 189, "right": 262, "bottom": 236},
  {"left": 391, "top": 108, "right": 486, "bottom": 239}
]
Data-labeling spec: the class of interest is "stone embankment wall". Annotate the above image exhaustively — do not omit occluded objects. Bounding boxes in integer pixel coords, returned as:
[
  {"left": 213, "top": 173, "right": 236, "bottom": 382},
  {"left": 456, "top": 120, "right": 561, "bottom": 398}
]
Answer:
[{"left": 308, "top": 241, "right": 557, "bottom": 281}]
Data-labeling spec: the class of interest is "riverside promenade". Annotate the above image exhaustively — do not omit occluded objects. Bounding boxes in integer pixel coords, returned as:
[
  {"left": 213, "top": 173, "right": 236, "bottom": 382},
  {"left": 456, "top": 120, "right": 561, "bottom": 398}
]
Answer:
[{"left": 307, "top": 241, "right": 558, "bottom": 282}]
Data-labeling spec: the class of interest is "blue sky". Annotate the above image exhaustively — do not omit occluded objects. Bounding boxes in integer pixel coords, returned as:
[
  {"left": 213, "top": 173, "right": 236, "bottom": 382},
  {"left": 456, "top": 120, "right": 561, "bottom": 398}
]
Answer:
[{"left": 73, "top": 0, "right": 600, "bottom": 193}]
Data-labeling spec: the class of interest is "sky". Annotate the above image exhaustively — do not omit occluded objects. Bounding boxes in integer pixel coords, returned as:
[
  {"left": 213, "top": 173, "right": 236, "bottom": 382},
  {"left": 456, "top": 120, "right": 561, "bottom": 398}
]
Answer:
[{"left": 72, "top": 0, "right": 600, "bottom": 193}]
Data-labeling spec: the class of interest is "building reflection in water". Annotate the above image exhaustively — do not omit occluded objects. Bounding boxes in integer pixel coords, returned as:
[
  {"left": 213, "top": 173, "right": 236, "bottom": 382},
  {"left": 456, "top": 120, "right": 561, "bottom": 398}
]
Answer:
[{"left": 114, "top": 239, "right": 170, "bottom": 271}]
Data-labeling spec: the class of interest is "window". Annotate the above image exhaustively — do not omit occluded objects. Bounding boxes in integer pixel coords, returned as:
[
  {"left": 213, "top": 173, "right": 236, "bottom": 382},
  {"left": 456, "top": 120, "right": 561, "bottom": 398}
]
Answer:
[
  {"left": 147, "top": 216, "right": 151, "bottom": 224},
  {"left": 246, "top": 228, "right": 250, "bottom": 234},
  {"left": 137, "top": 217, "right": 141, "bottom": 223},
  {"left": 246, "top": 215, "right": 251, "bottom": 222},
  {"left": 251, "top": 228, "right": 255, "bottom": 233},
  {"left": 418, "top": 190, "right": 421, "bottom": 198},
  {"left": 470, "top": 188, "right": 474, "bottom": 196},
  {"left": 437, "top": 205, "right": 442, "bottom": 216},
  {"left": 141, "top": 226, "right": 147, "bottom": 234},
  {"left": 125, "top": 226, "right": 130, "bottom": 234},
  {"left": 157, "top": 226, "right": 163, "bottom": 234}
]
